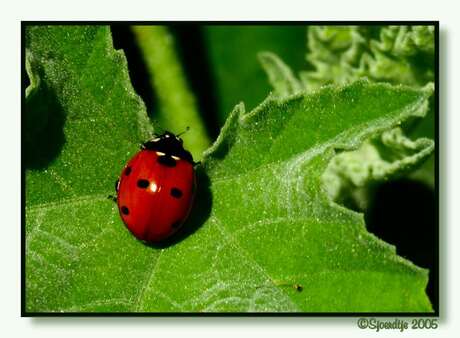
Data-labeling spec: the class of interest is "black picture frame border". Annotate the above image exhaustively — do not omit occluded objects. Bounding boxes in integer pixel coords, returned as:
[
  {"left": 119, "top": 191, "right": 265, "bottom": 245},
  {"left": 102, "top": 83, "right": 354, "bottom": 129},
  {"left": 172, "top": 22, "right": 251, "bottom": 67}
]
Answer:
[{"left": 21, "top": 20, "right": 440, "bottom": 317}]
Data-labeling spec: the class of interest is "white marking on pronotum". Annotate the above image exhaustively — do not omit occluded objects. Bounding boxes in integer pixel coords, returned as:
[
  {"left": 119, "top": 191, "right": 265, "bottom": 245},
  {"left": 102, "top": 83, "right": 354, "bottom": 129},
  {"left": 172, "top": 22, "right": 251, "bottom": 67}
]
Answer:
[
  {"left": 156, "top": 151, "right": 166, "bottom": 156},
  {"left": 171, "top": 155, "right": 180, "bottom": 161},
  {"left": 164, "top": 134, "right": 170, "bottom": 138},
  {"left": 152, "top": 138, "right": 161, "bottom": 142}
]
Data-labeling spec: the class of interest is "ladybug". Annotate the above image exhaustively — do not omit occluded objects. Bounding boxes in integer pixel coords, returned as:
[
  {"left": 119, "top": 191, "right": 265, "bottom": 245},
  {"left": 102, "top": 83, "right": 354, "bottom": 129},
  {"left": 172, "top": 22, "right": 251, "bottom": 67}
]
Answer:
[{"left": 115, "top": 131, "right": 196, "bottom": 242}]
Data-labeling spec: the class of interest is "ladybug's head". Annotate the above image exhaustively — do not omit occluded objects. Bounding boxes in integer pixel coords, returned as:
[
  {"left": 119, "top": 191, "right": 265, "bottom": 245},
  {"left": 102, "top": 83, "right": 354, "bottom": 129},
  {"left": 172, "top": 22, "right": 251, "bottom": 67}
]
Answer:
[
  {"left": 162, "top": 131, "right": 183, "bottom": 144},
  {"left": 142, "top": 131, "right": 193, "bottom": 164}
]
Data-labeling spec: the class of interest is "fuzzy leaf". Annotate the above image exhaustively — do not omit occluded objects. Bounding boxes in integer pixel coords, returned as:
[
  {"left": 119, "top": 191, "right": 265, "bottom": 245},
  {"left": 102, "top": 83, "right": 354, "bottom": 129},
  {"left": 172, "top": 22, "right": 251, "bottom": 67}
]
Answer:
[
  {"left": 258, "top": 52, "right": 303, "bottom": 98},
  {"left": 292, "top": 25, "right": 436, "bottom": 204},
  {"left": 25, "top": 25, "right": 153, "bottom": 206},
  {"left": 300, "top": 26, "right": 367, "bottom": 91},
  {"left": 323, "top": 128, "right": 434, "bottom": 210},
  {"left": 301, "top": 25, "right": 435, "bottom": 90},
  {"left": 25, "top": 25, "right": 433, "bottom": 314}
]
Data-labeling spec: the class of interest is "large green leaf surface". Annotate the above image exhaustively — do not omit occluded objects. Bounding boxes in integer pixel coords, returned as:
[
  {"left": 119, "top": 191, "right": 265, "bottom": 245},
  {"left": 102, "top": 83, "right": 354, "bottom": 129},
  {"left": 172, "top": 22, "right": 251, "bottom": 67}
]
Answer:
[{"left": 26, "top": 26, "right": 432, "bottom": 312}]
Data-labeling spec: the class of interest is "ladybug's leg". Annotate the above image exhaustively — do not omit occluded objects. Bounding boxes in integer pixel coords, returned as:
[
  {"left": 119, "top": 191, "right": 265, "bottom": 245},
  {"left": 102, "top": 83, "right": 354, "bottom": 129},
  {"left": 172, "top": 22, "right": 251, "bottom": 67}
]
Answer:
[{"left": 107, "top": 179, "right": 119, "bottom": 203}]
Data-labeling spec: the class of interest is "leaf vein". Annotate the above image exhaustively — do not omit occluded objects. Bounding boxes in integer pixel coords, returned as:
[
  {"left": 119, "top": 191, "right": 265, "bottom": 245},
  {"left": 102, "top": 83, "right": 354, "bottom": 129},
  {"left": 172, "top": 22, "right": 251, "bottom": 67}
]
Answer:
[
  {"left": 211, "top": 216, "right": 300, "bottom": 311},
  {"left": 133, "top": 249, "right": 164, "bottom": 311}
]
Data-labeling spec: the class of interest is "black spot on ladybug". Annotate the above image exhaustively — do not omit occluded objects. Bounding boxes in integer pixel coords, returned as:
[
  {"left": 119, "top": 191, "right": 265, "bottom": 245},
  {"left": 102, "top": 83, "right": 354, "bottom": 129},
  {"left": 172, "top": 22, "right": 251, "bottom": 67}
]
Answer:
[
  {"left": 170, "top": 187, "right": 183, "bottom": 198},
  {"left": 124, "top": 166, "right": 132, "bottom": 176},
  {"left": 171, "top": 220, "right": 182, "bottom": 228},
  {"left": 157, "top": 155, "right": 176, "bottom": 167},
  {"left": 137, "top": 179, "right": 149, "bottom": 189},
  {"left": 121, "top": 206, "right": 129, "bottom": 215}
]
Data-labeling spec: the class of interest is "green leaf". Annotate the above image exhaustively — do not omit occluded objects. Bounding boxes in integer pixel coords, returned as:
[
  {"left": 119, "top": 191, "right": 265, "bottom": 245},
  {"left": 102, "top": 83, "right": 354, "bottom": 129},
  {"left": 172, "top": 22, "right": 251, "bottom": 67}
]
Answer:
[
  {"left": 26, "top": 24, "right": 432, "bottom": 314},
  {"left": 25, "top": 25, "right": 153, "bottom": 206},
  {"left": 301, "top": 25, "right": 435, "bottom": 90},
  {"left": 258, "top": 52, "right": 303, "bottom": 98},
  {"left": 300, "top": 26, "right": 368, "bottom": 91},
  {"left": 323, "top": 128, "right": 434, "bottom": 210},
  {"left": 292, "top": 25, "right": 435, "bottom": 204}
]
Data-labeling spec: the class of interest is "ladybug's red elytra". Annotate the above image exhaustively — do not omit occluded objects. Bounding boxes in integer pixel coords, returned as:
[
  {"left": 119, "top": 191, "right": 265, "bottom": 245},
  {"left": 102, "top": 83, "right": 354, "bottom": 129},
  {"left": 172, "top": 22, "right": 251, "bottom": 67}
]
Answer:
[{"left": 115, "top": 131, "right": 196, "bottom": 242}]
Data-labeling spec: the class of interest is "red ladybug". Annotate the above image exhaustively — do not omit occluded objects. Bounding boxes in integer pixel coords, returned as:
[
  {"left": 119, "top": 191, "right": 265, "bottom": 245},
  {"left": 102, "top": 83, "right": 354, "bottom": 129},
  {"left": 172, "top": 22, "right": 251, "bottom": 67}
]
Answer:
[{"left": 115, "top": 131, "right": 196, "bottom": 242}]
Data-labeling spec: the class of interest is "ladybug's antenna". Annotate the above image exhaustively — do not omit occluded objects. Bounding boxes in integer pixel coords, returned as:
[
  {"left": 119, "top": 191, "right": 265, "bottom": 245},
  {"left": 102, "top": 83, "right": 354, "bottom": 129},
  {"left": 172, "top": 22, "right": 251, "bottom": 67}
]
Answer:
[{"left": 176, "top": 126, "right": 190, "bottom": 137}]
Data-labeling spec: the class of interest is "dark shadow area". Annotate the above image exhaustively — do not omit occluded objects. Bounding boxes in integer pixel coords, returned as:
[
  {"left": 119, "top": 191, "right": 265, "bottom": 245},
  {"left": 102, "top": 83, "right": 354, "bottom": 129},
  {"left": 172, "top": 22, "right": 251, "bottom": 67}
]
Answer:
[
  {"left": 365, "top": 179, "right": 438, "bottom": 312},
  {"left": 24, "top": 79, "right": 66, "bottom": 170},
  {"left": 146, "top": 166, "right": 213, "bottom": 249},
  {"left": 110, "top": 25, "right": 158, "bottom": 119},
  {"left": 24, "top": 65, "right": 30, "bottom": 89},
  {"left": 170, "top": 25, "right": 221, "bottom": 140}
]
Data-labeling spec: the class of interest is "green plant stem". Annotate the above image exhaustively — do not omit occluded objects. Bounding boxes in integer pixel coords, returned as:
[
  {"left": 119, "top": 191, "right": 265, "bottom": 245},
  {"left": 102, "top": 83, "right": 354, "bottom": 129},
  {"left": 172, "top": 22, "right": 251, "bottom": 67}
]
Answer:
[{"left": 132, "top": 25, "right": 211, "bottom": 160}]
